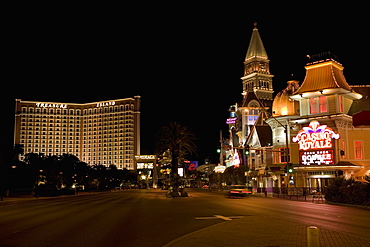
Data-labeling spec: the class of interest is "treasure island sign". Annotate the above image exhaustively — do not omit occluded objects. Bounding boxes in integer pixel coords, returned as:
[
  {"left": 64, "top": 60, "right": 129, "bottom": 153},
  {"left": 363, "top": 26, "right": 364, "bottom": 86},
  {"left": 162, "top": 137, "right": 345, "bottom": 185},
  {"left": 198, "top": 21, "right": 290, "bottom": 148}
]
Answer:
[{"left": 292, "top": 120, "right": 340, "bottom": 166}]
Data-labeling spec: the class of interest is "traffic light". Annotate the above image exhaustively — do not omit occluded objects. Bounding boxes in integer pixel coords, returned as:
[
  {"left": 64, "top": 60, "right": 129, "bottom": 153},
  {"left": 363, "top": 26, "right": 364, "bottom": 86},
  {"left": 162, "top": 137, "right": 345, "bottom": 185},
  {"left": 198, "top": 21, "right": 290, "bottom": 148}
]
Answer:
[
  {"left": 245, "top": 144, "right": 250, "bottom": 155},
  {"left": 217, "top": 148, "right": 221, "bottom": 154},
  {"left": 287, "top": 163, "right": 294, "bottom": 173}
]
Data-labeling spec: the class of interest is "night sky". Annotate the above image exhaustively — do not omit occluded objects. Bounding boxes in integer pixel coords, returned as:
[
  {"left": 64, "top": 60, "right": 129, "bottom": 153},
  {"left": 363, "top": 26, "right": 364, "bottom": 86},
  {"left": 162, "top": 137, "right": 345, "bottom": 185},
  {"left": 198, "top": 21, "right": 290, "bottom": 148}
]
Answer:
[{"left": 2, "top": 4, "right": 368, "bottom": 164}]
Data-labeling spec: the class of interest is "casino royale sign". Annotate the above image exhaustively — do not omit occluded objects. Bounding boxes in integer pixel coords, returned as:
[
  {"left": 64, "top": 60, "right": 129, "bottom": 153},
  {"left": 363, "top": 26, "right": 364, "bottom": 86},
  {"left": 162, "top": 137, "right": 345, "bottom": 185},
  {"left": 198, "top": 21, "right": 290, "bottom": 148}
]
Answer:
[
  {"left": 293, "top": 120, "right": 339, "bottom": 166},
  {"left": 292, "top": 120, "right": 340, "bottom": 151}
]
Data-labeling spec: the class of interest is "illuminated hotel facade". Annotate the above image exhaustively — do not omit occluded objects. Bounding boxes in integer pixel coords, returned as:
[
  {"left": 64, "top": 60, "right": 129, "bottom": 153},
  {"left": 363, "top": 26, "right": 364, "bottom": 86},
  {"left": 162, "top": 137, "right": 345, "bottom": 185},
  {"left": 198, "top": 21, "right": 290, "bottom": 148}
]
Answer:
[{"left": 14, "top": 96, "right": 141, "bottom": 170}]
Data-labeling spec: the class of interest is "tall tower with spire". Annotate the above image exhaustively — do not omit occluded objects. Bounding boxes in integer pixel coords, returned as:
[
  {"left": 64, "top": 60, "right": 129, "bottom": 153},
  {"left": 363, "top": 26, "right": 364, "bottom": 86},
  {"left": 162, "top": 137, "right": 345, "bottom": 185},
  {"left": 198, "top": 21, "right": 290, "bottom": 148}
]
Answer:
[
  {"left": 241, "top": 23, "right": 274, "bottom": 111},
  {"left": 226, "top": 23, "right": 274, "bottom": 168}
]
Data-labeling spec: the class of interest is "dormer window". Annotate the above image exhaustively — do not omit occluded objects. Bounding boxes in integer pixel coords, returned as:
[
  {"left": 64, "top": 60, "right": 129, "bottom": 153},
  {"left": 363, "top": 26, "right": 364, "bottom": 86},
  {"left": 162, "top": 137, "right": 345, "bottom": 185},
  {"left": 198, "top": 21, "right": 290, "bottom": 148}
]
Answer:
[
  {"left": 310, "top": 96, "right": 327, "bottom": 114},
  {"left": 319, "top": 96, "right": 328, "bottom": 112}
]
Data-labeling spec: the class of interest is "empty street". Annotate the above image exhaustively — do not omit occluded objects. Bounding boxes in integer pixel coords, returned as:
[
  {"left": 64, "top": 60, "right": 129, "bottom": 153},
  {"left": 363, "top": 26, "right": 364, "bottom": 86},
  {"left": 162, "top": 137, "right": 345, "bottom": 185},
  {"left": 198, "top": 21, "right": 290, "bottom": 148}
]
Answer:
[{"left": 1, "top": 189, "right": 369, "bottom": 246}]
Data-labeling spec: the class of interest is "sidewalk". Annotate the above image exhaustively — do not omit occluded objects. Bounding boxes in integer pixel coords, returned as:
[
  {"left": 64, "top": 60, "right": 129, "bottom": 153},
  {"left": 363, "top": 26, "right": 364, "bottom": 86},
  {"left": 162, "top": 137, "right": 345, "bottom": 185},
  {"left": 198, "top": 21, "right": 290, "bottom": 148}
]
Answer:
[
  {"left": 254, "top": 192, "right": 326, "bottom": 203},
  {"left": 164, "top": 213, "right": 369, "bottom": 247}
]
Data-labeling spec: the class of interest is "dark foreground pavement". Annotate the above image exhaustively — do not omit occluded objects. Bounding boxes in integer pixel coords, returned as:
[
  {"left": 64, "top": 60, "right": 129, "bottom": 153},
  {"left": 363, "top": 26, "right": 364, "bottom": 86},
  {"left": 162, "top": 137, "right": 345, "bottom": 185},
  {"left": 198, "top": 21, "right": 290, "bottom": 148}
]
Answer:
[
  {"left": 1, "top": 189, "right": 369, "bottom": 247},
  {"left": 164, "top": 213, "right": 369, "bottom": 247}
]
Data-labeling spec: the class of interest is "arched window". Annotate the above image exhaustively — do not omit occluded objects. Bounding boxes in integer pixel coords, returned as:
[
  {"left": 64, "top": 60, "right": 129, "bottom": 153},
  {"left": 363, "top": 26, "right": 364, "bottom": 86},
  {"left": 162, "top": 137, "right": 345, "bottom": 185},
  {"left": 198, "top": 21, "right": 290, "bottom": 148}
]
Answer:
[{"left": 246, "top": 100, "right": 260, "bottom": 125}]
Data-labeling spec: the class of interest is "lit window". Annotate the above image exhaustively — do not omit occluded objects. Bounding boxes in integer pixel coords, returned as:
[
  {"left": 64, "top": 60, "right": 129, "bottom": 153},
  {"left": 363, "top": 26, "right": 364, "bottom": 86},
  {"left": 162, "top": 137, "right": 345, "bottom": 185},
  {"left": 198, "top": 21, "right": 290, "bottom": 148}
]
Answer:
[
  {"left": 246, "top": 110, "right": 259, "bottom": 125},
  {"left": 319, "top": 96, "right": 327, "bottom": 113},
  {"left": 354, "top": 141, "right": 363, "bottom": 159},
  {"left": 310, "top": 98, "right": 318, "bottom": 114},
  {"left": 338, "top": 95, "right": 343, "bottom": 112},
  {"left": 279, "top": 148, "right": 290, "bottom": 163},
  {"left": 310, "top": 96, "right": 327, "bottom": 114}
]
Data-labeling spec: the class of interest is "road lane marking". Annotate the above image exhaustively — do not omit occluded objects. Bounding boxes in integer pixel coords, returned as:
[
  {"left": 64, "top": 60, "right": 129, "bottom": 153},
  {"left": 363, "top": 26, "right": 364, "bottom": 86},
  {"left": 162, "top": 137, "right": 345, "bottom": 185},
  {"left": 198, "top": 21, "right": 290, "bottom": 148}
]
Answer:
[
  {"left": 214, "top": 215, "right": 232, "bottom": 221},
  {"left": 195, "top": 215, "right": 245, "bottom": 221},
  {"left": 195, "top": 216, "right": 219, "bottom": 220}
]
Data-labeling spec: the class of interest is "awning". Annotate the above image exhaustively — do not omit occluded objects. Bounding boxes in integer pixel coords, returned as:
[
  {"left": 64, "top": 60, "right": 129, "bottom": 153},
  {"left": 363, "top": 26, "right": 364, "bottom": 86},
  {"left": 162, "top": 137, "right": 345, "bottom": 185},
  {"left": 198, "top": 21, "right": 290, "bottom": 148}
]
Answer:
[{"left": 294, "top": 161, "right": 363, "bottom": 171}]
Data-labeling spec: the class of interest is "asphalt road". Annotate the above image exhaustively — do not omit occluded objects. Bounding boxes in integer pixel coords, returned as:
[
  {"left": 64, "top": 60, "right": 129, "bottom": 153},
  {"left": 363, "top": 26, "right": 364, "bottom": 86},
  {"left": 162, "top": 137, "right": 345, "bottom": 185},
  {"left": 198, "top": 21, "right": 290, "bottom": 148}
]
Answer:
[{"left": 0, "top": 189, "right": 369, "bottom": 247}]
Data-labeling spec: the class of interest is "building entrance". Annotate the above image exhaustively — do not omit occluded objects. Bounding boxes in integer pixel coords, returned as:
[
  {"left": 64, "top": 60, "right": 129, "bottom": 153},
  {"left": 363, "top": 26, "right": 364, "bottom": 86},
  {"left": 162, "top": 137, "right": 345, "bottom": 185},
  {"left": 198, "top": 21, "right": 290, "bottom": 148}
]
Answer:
[{"left": 307, "top": 177, "right": 333, "bottom": 193}]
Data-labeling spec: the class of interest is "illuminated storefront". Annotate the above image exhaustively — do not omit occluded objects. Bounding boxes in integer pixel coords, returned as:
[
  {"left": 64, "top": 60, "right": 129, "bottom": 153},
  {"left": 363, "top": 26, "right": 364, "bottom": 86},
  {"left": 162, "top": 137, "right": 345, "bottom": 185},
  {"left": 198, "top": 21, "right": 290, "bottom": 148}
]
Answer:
[
  {"left": 135, "top": 155, "right": 157, "bottom": 186},
  {"left": 14, "top": 97, "right": 141, "bottom": 170},
  {"left": 292, "top": 120, "right": 356, "bottom": 190}
]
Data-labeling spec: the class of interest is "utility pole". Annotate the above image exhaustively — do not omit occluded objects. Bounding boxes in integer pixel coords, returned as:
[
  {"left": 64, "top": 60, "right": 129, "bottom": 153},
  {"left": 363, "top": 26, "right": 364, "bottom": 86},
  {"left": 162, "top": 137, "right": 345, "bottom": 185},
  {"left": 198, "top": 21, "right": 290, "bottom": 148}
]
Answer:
[{"left": 219, "top": 130, "right": 223, "bottom": 166}]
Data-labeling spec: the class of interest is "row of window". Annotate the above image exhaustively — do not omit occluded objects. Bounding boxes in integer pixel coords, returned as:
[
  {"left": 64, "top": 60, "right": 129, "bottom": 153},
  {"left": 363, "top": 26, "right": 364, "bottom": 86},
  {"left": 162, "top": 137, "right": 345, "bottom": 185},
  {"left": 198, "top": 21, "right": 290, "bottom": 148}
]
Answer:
[
  {"left": 84, "top": 160, "right": 134, "bottom": 166},
  {"left": 24, "top": 149, "right": 134, "bottom": 158},
  {"left": 21, "top": 116, "right": 133, "bottom": 122},
  {"left": 22, "top": 140, "right": 134, "bottom": 147},
  {"left": 21, "top": 127, "right": 134, "bottom": 132},
  {"left": 21, "top": 119, "right": 134, "bottom": 125},
  {"left": 21, "top": 139, "right": 133, "bottom": 144},
  {"left": 21, "top": 114, "right": 134, "bottom": 119},
  {"left": 22, "top": 144, "right": 132, "bottom": 150},
  {"left": 21, "top": 126, "right": 134, "bottom": 132},
  {"left": 21, "top": 104, "right": 135, "bottom": 115},
  {"left": 27, "top": 148, "right": 80, "bottom": 154},
  {"left": 341, "top": 140, "right": 364, "bottom": 160},
  {"left": 309, "top": 95, "right": 344, "bottom": 114}
]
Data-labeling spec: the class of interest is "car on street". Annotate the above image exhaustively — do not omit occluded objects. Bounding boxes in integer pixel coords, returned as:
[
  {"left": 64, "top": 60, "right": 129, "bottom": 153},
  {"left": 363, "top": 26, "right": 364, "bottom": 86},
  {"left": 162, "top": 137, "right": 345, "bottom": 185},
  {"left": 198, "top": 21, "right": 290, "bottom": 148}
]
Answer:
[{"left": 227, "top": 185, "right": 252, "bottom": 198}]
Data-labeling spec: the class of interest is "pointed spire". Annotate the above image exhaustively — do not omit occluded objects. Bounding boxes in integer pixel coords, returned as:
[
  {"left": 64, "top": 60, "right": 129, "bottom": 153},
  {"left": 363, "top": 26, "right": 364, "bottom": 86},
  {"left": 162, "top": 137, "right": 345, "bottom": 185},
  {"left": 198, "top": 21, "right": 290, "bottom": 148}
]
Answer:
[{"left": 245, "top": 23, "right": 268, "bottom": 61}]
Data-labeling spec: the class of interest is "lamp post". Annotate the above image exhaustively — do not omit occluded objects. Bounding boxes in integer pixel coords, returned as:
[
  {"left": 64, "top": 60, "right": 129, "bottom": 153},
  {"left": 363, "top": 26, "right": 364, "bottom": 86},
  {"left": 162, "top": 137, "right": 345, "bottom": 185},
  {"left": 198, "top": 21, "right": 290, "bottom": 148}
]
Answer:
[{"left": 219, "top": 130, "right": 223, "bottom": 166}]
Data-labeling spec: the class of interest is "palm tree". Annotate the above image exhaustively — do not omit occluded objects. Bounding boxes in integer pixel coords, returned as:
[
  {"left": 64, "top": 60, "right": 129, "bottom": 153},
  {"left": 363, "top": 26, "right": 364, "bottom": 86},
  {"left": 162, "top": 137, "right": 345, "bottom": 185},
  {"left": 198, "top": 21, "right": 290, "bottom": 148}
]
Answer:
[{"left": 155, "top": 122, "right": 197, "bottom": 176}]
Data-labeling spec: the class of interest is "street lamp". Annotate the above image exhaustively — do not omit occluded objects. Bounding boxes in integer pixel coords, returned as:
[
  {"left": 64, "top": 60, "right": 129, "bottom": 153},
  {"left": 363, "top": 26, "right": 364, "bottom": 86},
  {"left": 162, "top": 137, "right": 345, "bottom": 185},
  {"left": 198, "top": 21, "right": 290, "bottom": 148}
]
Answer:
[{"left": 219, "top": 130, "right": 223, "bottom": 166}]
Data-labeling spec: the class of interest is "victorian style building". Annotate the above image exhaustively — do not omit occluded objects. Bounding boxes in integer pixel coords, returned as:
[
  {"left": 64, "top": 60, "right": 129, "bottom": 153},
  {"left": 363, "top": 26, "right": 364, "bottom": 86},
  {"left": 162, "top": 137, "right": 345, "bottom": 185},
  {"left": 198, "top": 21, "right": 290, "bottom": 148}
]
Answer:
[
  {"left": 14, "top": 97, "right": 141, "bottom": 170},
  {"left": 225, "top": 24, "right": 370, "bottom": 193},
  {"left": 267, "top": 54, "right": 370, "bottom": 191}
]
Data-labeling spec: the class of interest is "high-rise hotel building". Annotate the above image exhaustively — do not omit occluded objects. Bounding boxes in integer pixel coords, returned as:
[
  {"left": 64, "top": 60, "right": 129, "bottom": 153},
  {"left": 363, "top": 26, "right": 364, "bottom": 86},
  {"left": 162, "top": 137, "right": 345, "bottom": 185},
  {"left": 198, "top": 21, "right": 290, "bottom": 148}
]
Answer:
[{"left": 14, "top": 96, "right": 141, "bottom": 170}]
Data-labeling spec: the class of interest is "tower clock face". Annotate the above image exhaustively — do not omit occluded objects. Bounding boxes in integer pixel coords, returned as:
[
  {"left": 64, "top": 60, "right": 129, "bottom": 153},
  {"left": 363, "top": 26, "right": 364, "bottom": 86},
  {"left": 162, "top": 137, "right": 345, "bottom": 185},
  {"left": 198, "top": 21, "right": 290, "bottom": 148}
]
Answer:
[
  {"left": 245, "top": 64, "right": 253, "bottom": 74},
  {"left": 260, "top": 62, "right": 266, "bottom": 71}
]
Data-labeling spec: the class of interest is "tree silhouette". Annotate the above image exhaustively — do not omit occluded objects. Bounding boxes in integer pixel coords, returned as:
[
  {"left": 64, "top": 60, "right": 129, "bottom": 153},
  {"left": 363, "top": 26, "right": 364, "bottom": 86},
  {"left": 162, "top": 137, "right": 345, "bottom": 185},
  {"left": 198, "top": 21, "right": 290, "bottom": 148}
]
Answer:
[
  {"left": 155, "top": 122, "right": 197, "bottom": 175},
  {"left": 4, "top": 145, "right": 137, "bottom": 197}
]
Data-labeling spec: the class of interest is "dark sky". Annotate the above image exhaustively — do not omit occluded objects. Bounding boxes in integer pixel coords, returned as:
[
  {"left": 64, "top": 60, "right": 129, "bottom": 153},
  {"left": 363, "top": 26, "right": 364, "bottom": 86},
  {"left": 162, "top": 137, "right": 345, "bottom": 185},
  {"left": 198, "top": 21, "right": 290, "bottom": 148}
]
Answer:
[{"left": 2, "top": 4, "right": 369, "bottom": 164}]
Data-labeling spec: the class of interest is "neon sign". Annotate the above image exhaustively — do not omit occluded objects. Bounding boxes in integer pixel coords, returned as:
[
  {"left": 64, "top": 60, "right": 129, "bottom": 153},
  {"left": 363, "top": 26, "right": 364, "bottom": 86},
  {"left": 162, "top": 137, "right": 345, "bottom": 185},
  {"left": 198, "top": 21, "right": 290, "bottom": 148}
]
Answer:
[
  {"left": 36, "top": 103, "right": 67, "bottom": 109},
  {"left": 292, "top": 120, "right": 339, "bottom": 151},
  {"left": 233, "top": 150, "right": 240, "bottom": 167},
  {"left": 300, "top": 150, "right": 334, "bottom": 166},
  {"left": 226, "top": 117, "right": 237, "bottom": 124},
  {"left": 214, "top": 165, "right": 226, "bottom": 173},
  {"left": 135, "top": 155, "right": 156, "bottom": 160},
  {"left": 96, "top": 101, "right": 116, "bottom": 107}
]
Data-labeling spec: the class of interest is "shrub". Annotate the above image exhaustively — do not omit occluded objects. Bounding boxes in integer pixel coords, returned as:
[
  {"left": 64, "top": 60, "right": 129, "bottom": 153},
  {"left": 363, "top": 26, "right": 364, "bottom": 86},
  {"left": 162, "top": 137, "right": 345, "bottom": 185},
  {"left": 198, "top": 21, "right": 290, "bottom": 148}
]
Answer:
[{"left": 325, "top": 177, "right": 370, "bottom": 206}]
